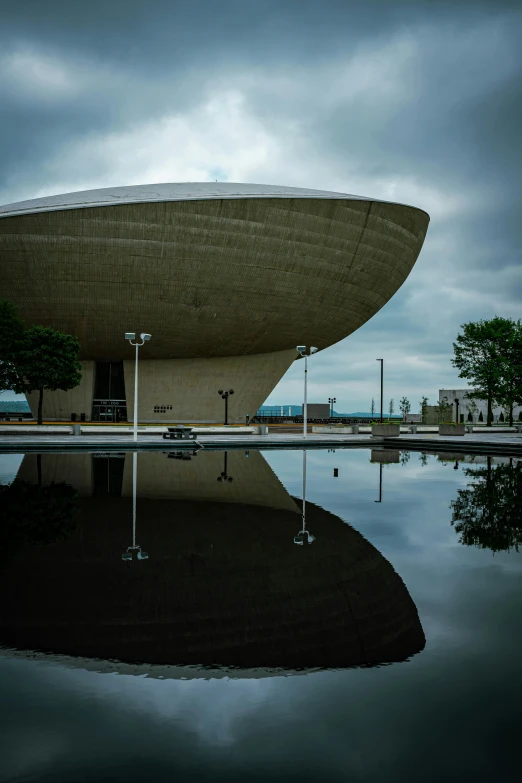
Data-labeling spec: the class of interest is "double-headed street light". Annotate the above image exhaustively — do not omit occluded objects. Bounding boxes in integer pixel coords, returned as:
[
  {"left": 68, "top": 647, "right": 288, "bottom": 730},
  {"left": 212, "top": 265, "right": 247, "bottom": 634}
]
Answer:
[
  {"left": 296, "top": 345, "right": 318, "bottom": 439},
  {"left": 328, "top": 396, "right": 337, "bottom": 417},
  {"left": 218, "top": 389, "right": 234, "bottom": 425},
  {"left": 125, "top": 332, "right": 152, "bottom": 442}
]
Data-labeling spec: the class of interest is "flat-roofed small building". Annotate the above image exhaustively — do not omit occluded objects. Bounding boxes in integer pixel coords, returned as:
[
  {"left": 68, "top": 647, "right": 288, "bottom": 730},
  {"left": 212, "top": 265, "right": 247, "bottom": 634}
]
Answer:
[
  {"left": 0, "top": 183, "right": 429, "bottom": 422},
  {"left": 439, "top": 389, "right": 522, "bottom": 423}
]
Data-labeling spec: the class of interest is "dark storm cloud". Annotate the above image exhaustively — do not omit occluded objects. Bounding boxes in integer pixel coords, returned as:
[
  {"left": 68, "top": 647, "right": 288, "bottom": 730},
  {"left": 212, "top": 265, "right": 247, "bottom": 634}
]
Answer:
[{"left": 1, "top": 0, "right": 521, "bottom": 191}]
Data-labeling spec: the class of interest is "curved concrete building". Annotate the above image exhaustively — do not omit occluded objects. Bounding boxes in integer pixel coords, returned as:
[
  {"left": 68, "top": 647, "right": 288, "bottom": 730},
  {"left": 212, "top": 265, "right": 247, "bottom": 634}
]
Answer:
[
  {"left": 0, "top": 183, "right": 430, "bottom": 422},
  {"left": 1, "top": 451, "right": 425, "bottom": 674}
]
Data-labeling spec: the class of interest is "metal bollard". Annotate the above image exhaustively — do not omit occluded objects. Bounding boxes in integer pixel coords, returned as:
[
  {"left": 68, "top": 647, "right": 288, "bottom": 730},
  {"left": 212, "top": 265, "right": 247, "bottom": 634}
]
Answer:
[
  {"left": 411, "top": 425, "right": 417, "bottom": 434},
  {"left": 352, "top": 424, "right": 359, "bottom": 434},
  {"left": 72, "top": 424, "right": 81, "bottom": 436},
  {"left": 259, "top": 424, "right": 268, "bottom": 436}
]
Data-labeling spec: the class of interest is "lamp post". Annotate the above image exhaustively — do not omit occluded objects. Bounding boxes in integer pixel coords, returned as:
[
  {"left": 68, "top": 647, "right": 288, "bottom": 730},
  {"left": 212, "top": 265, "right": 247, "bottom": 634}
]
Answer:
[
  {"left": 296, "top": 345, "right": 318, "bottom": 438},
  {"left": 122, "top": 452, "right": 149, "bottom": 561},
  {"left": 328, "top": 397, "right": 337, "bottom": 417},
  {"left": 376, "top": 359, "right": 383, "bottom": 422},
  {"left": 218, "top": 389, "right": 234, "bottom": 425},
  {"left": 455, "top": 397, "right": 460, "bottom": 424},
  {"left": 125, "top": 332, "right": 152, "bottom": 443}
]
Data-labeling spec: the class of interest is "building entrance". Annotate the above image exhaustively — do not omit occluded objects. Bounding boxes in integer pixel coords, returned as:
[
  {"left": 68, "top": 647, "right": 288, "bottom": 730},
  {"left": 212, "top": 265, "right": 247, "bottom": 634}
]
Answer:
[{"left": 92, "top": 361, "right": 127, "bottom": 422}]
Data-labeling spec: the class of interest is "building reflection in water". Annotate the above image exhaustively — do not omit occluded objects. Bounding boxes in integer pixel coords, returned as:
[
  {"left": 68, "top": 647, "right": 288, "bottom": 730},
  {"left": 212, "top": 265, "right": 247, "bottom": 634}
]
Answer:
[{"left": 0, "top": 450, "right": 426, "bottom": 676}]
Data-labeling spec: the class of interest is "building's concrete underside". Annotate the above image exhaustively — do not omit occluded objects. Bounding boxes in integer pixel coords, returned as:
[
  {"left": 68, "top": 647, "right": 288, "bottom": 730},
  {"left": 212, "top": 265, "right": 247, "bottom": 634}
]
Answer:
[
  {"left": 0, "top": 186, "right": 429, "bottom": 421},
  {"left": 1, "top": 451, "right": 426, "bottom": 673}
]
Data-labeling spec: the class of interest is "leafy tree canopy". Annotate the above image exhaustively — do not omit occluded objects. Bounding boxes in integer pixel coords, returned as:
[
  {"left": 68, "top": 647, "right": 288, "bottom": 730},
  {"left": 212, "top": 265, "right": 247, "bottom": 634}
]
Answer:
[
  {"left": 452, "top": 317, "right": 522, "bottom": 426},
  {"left": 399, "top": 396, "right": 411, "bottom": 420},
  {"left": 14, "top": 326, "right": 82, "bottom": 394},
  {"left": 0, "top": 300, "right": 82, "bottom": 423}
]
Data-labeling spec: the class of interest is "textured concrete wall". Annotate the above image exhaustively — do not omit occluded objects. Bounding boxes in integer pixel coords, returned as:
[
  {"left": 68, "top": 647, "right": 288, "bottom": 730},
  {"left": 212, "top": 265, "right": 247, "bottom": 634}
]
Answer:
[
  {"left": 26, "top": 360, "right": 94, "bottom": 421},
  {"left": 124, "top": 348, "right": 296, "bottom": 423},
  {"left": 24, "top": 350, "right": 294, "bottom": 422},
  {"left": 0, "top": 197, "right": 429, "bottom": 360}
]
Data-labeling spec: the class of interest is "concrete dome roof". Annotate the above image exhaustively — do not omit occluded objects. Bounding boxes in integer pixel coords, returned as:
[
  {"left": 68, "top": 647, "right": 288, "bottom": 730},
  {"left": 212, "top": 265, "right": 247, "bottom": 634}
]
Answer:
[
  {"left": 0, "top": 181, "right": 426, "bottom": 218},
  {"left": 0, "top": 182, "right": 430, "bottom": 364}
]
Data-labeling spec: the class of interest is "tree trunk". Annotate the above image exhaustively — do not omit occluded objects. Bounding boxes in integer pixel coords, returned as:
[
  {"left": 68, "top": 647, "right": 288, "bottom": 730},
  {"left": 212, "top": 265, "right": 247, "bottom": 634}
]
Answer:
[
  {"left": 487, "top": 393, "right": 493, "bottom": 427},
  {"left": 509, "top": 403, "right": 514, "bottom": 427},
  {"left": 38, "top": 387, "right": 44, "bottom": 426}
]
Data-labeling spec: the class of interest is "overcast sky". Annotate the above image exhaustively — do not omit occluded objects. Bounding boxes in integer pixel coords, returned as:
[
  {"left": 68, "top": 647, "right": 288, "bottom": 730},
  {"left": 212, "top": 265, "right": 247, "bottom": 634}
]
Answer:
[{"left": 1, "top": 0, "right": 521, "bottom": 412}]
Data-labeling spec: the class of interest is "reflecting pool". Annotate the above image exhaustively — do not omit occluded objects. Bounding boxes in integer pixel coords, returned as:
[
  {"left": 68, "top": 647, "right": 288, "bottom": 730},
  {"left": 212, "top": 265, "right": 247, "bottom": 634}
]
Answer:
[{"left": 0, "top": 448, "right": 521, "bottom": 782}]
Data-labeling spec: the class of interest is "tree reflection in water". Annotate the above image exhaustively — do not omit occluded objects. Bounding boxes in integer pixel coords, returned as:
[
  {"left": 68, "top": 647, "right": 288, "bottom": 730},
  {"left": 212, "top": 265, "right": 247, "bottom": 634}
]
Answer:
[
  {"left": 450, "top": 457, "right": 522, "bottom": 552},
  {"left": 1, "top": 455, "right": 78, "bottom": 550}
]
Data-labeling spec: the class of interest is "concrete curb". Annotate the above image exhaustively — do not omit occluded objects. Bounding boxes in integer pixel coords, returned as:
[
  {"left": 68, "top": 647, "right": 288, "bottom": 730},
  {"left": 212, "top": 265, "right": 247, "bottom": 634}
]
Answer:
[{"left": 385, "top": 437, "right": 522, "bottom": 457}]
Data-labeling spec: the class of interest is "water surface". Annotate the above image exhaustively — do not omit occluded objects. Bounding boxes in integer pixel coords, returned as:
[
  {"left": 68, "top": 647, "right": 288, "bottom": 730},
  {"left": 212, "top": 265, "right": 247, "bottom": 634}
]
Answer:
[{"left": 0, "top": 448, "right": 520, "bottom": 782}]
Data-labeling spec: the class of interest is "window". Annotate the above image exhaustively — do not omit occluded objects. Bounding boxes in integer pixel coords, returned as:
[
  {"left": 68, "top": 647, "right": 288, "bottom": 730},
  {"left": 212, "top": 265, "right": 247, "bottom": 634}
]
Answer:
[{"left": 154, "top": 405, "right": 173, "bottom": 413}]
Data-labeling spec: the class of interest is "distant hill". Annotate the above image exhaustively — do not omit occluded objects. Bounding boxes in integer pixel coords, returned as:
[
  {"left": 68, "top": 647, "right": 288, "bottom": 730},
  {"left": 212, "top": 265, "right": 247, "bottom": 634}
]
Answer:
[
  {"left": 339, "top": 411, "right": 402, "bottom": 419},
  {"left": 0, "top": 400, "right": 31, "bottom": 413},
  {"left": 257, "top": 405, "right": 401, "bottom": 419}
]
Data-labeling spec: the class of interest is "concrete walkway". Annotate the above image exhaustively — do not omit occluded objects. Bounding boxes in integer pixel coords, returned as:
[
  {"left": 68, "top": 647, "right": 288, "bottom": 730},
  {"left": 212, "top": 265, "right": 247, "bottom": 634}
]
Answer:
[{"left": 1, "top": 427, "right": 522, "bottom": 454}]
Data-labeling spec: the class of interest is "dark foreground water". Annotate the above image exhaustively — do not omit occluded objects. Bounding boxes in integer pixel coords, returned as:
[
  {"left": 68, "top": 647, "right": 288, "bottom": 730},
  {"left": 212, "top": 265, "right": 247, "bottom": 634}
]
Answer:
[{"left": 0, "top": 448, "right": 521, "bottom": 782}]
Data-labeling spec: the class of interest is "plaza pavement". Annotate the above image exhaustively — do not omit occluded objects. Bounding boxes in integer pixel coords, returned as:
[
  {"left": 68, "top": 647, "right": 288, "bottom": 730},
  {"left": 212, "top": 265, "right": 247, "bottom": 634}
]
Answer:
[{"left": 1, "top": 423, "right": 522, "bottom": 455}]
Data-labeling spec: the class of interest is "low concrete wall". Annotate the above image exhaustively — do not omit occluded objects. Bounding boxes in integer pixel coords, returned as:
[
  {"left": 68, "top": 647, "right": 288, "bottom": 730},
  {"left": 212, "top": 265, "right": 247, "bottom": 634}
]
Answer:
[
  {"left": 372, "top": 424, "right": 400, "bottom": 437},
  {"left": 312, "top": 426, "right": 355, "bottom": 434},
  {"left": 439, "top": 424, "right": 465, "bottom": 436}
]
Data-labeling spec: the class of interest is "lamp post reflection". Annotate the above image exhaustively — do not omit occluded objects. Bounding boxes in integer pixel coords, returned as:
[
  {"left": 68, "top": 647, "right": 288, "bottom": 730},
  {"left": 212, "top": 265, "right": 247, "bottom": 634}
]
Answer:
[
  {"left": 217, "top": 451, "right": 233, "bottom": 482},
  {"left": 374, "top": 462, "right": 383, "bottom": 503},
  {"left": 122, "top": 452, "right": 149, "bottom": 561},
  {"left": 294, "top": 450, "right": 315, "bottom": 545}
]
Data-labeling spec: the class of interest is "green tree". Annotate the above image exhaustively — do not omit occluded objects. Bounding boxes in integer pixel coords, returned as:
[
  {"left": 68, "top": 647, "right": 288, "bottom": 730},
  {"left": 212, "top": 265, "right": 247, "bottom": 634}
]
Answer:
[
  {"left": 450, "top": 459, "right": 522, "bottom": 552},
  {"left": 494, "top": 320, "right": 522, "bottom": 425},
  {"left": 388, "top": 398, "right": 394, "bottom": 417},
  {"left": 464, "top": 396, "right": 478, "bottom": 423},
  {"left": 0, "top": 299, "right": 26, "bottom": 393},
  {"left": 1, "top": 472, "right": 78, "bottom": 557},
  {"left": 370, "top": 397, "right": 375, "bottom": 417},
  {"left": 399, "top": 396, "right": 411, "bottom": 421},
  {"left": 419, "top": 396, "right": 429, "bottom": 423},
  {"left": 452, "top": 317, "right": 520, "bottom": 426},
  {"left": 435, "top": 395, "right": 452, "bottom": 423},
  {"left": 13, "top": 326, "right": 82, "bottom": 424}
]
